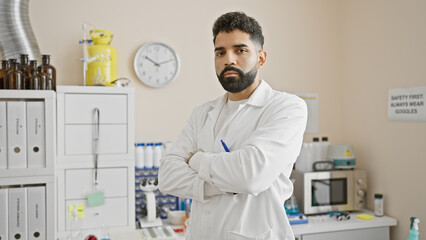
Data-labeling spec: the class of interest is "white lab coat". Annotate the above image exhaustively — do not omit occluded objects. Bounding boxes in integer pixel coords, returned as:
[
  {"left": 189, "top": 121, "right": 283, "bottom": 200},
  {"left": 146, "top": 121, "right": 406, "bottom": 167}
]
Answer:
[{"left": 159, "top": 80, "right": 307, "bottom": 240}]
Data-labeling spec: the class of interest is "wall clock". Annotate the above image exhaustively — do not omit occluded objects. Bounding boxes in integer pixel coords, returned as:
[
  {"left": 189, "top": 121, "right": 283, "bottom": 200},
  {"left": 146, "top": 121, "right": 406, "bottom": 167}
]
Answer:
[{"left": 133, "top": 42, "right": 180, "bottom": 88}]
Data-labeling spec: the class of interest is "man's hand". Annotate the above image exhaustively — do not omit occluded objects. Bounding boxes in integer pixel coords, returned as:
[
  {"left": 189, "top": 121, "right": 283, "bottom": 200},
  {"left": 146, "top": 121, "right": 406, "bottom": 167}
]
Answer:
[{"left": 186, "top": 152, "right": 195, "bottom": 164}]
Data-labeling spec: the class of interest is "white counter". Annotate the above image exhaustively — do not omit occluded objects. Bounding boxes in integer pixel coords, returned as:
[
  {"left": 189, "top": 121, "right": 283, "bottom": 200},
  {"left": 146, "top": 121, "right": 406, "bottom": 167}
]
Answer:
[
  {"left": 110, "top": 210, "right": 397, "bottom": 240},
  {"left": 292, "top": 210, "right": 397, "bottom": 240}
]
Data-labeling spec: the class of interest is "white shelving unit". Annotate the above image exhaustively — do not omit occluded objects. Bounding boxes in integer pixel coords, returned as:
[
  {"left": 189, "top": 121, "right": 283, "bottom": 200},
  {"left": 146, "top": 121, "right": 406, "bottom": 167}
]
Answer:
[
  {"left": 0, "top": 90, "right": 56, "bottom": 240},
  {"left": 55, "top": 86, "right": 135, "bottom": 239}
]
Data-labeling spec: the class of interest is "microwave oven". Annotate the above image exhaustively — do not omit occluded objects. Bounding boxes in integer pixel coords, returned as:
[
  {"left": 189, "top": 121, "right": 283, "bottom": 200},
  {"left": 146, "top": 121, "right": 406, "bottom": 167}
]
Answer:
[{"left": 291, "top": 169, "right": 367, "bottom": 215}]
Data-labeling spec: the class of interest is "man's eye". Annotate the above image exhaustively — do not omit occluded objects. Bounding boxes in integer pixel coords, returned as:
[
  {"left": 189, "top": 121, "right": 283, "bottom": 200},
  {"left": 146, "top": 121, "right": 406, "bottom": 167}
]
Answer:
[
  {"left": 238, "top": 49, "right": 247, "bottom": 53},
  {"left": 216, "top": 52, "right": 224, "bottom": 56}
]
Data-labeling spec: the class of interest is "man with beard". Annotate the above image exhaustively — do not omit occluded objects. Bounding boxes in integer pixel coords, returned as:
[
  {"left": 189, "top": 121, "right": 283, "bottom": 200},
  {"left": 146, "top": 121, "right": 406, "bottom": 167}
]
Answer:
[{"left": 159, "top": 12, "right": 307, "bottom": 240}]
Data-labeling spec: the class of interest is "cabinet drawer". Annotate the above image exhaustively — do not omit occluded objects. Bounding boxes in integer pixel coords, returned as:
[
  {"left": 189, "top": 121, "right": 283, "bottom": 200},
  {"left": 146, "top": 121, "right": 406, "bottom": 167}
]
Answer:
[
  {"left": 65, "top": 124, "right": 127, "bottom": 155},
  {"left": 65, "top": 197, "right": 128, "bottom": 230},
  {"left": 65, "top": 168, "right": 128, "bottom": 199},
  {"left": 64, "top": 94, "right": 127, "bottom": 124}
]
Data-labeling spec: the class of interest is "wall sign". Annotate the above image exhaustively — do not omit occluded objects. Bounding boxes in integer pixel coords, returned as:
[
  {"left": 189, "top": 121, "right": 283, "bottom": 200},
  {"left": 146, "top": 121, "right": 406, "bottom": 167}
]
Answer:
[
  {"left": 388, "top": 86, "right": 426, "bottom": 122},
  {"left": 297, "top": 93, "right": 319, "bottom": 133}
]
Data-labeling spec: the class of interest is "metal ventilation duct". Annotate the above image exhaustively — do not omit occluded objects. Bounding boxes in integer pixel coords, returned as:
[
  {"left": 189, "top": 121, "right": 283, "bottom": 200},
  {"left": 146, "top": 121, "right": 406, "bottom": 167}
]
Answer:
[{"left": 0, "top": 0, "right": 41, "bottom": 61}]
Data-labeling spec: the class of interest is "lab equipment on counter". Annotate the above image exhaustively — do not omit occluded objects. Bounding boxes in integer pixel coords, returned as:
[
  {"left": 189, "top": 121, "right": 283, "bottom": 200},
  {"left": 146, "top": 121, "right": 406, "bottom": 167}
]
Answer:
[
  {"left": 145, "top": 143, "right": 154, "bottom": 169},
  {"left": 374, "top": 193, "right": 384, "bottom": 217},
  {"left": 407, "top": 217, "right": 420, "bottom": 240},
  {"left": 291, "top": 169, "right": 367, "bottom": 215},
  {"left": 295, "top": 137, "right": 330, "bottom": 172},
  {"left": 37, "top": 55, "right": 56, "bottom": 90},
  {"left": 326, "top": 144, "right": 356, "bottom": 169},
  {"left": 1, "top": 54, "right": 56, "bottom": 90},
  {"left": 141, "top": 226, "right": 179, "bottom": 239},
  {"left": 284, "top": 179, "right": 299, "bottom": 214},
  {"left": 85, "top": 30, "right": 117, "bottom": 86},
  {"left": 0, "top": 60, "right": 10, "bottom": 89},
  {"left": 153, "top": 143, "right": 163, "bottom": 168},
  {"left": 135, "top": 143, "right": 145, "bottom": 169},
  {"left": 288, "top": 213, "right": 308, "bottom": 225},
  {"left": 356, "top": 213, "right": 375, "bottom": 220},
  {"left": 167, "top": 210, "right": 186, "bottom": 225},
  {"left": 139, "top": 178, "right": 163, "bottom": 228}
]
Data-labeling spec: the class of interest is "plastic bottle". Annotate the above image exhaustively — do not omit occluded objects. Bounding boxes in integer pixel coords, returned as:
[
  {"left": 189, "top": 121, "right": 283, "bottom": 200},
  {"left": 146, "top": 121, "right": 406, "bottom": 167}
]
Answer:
[
  {"left": 153, "top": 142, "right": 163, "bottom": 168},
  {"left": 321, "top": 137, "right": 330, "bottom": 161},
  {"left": 135, "top": 143, "right": 145, "bottom": 169},
  {"left": 0, "top": 60, "right": 10, "bottom": 89},
  {"left": 407, "top": 217, "right": 420, "bottom": 240},
  {"left": 144, "top": 143, "right": 154, "bottom": 169},
  {"left": 374, "top": 194, "right": 384, "bottom": 217},
  {"left": 312, "top": 137, "right": 321, "bottom": 163},
  {"left": 37, "top": 54, "right": 56, "bottom": 90}
]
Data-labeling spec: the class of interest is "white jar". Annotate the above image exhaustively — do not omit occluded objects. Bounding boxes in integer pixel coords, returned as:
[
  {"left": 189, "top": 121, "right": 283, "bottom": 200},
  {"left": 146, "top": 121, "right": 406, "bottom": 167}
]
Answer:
[
  {"left": 144, "top": 143, "right": 154, "bottom": 169},
  {"left": 135, "top": 143, "right": 145, "bottom": 169}
]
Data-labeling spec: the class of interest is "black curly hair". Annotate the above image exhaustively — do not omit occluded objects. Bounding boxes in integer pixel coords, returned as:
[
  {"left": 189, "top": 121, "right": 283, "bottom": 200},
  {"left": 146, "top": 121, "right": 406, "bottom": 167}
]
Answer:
[{"left": 212, "top": 11, "right": 264, "bottom": 49}]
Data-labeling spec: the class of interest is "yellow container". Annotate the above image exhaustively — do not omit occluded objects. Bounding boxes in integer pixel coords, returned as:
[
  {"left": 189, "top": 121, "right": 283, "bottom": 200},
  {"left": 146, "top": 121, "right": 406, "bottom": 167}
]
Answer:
[{"left": 86, "top": 30, "right": 117, "bottom": 86}]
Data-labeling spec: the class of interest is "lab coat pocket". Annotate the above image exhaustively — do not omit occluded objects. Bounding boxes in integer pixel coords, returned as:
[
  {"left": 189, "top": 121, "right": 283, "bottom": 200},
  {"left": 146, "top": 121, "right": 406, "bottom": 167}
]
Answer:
[{"left": 228, "top": 228, "right": 273, "bottom": 240}]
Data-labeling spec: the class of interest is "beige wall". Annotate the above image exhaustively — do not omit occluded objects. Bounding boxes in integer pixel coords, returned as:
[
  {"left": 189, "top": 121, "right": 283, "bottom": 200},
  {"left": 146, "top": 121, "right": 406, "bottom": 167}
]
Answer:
[
  {"left": 339, "top": 1, "right": 426, "bottom": 239},
  {"left": 27, "top": 0, "right": 424, "bottom": 239}
]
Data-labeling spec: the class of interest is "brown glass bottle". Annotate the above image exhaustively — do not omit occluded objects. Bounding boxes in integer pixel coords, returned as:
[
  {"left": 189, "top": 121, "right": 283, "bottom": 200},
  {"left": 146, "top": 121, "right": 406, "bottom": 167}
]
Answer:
[
  {"left": 7, "top": 62, "right": 24, "bottom": 90},
  {"left": 26, "top": 60, "right": 41, "bottom": 90},
  {"left": 19, "top": 54, "right": 31, "bottom": 77},
  {"left": 0, "top": 60, "right": 10, "bottom": 89},
  {"left": 37, "top": 55, "right": 56, "bottom": 91}
]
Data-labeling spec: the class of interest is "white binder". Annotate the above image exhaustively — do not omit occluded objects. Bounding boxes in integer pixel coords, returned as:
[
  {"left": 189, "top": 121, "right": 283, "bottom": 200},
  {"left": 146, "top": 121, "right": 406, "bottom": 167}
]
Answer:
[
  {"left": 8, "top": 187, "right": 27, "bottom": 240},
  {"left": 0, "top": 188, "right": 8, "bottom": 240},
  {"left": 7, "top": 101, "right": 27, "bottom": 169},
  {"left": 26, "top": 102, "right": 45, "bottom": 168},
  {"left": 27, "top": 186, "right": 45, "bottom": 240},
  {"left": 0, "top": 101, "right": 7, "bottom": 169}
]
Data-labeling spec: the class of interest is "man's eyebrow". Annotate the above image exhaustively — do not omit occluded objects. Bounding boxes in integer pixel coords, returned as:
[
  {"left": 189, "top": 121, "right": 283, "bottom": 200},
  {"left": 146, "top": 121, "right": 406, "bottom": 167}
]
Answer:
[
  {"left": 214, "top": 44, "right": 249, "bottom": 52},
  {"left": 234, "top": 44, "right": 248, "bottom": 48}
]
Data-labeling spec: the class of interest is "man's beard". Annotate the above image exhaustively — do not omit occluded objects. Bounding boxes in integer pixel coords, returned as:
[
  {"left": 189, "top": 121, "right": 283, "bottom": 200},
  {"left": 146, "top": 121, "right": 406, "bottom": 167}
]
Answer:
[{"left": 217, "top": 64, "right": 258, "bottom": 93}]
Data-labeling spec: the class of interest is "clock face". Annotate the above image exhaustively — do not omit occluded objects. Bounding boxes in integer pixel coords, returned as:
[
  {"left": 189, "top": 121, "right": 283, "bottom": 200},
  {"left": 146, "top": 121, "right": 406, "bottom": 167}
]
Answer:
[{"left": 133, "top": 42, "right": 180, "bottom": 88}]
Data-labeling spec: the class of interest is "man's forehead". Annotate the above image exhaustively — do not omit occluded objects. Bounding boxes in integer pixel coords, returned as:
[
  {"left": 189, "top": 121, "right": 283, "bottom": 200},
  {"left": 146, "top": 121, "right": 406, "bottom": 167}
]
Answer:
[{"left": 214, "top": 30, "right": 255, "bottom": 48}]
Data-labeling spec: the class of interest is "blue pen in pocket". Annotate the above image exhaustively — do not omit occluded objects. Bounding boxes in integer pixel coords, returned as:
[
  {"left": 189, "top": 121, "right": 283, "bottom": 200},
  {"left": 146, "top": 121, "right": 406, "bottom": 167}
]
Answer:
[{"left": 221, "top": 140, "right": 230, "bottom": 152}]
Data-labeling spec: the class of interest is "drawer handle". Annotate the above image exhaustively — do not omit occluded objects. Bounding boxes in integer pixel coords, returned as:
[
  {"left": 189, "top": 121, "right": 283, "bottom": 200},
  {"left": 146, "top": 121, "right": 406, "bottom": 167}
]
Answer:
[{"left": 93, "top": 108, "right": 100, "bottom": 186}]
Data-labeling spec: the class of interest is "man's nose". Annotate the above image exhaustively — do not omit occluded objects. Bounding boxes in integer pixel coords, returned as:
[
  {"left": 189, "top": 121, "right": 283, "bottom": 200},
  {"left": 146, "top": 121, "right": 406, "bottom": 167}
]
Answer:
[{"left": 224, "top": 52, "right": 237, "bottom": 66}]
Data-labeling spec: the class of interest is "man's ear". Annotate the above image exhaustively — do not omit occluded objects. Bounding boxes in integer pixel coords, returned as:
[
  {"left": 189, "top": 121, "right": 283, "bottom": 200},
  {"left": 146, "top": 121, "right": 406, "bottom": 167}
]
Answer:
[{"left": 258, "top": 50, "right": 267, "bottom": 68}]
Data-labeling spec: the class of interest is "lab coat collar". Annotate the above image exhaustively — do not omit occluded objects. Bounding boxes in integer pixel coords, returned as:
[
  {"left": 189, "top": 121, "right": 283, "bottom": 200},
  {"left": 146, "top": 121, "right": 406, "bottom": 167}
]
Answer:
[{"left": 209, "top": 80, "right": 272, "bottom": 110}]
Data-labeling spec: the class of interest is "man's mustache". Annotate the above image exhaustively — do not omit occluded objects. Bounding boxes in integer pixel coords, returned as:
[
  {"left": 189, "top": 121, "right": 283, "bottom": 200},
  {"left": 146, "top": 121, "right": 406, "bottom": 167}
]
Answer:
[{"left": 219, "top": 66, "right": 244, "bottom": 79}]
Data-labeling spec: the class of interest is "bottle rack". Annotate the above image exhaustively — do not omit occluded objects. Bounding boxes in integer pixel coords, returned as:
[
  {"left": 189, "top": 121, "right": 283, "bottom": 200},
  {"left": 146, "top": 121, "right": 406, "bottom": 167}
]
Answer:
[{"left": 0, "top": 90, "right": 56, "bottom": 240}]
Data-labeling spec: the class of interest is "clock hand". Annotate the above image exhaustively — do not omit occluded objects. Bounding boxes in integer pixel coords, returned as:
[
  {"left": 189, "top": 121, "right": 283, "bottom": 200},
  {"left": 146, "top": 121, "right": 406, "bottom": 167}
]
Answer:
[
  {"left": 158, "top": 59, "right": 175, "bottom": 65},
  {"left": 145, "top": 56, "right": 160, "bottom": 67}
]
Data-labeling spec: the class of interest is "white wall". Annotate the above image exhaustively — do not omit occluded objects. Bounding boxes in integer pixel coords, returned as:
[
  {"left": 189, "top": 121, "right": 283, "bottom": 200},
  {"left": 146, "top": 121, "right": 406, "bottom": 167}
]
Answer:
[{"left": 27, "top": 1, "right": 425, "bottom": 239}]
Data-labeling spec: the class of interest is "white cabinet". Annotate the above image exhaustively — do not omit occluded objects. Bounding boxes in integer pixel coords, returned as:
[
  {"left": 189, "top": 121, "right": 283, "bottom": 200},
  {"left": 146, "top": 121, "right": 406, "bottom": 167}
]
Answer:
[
  {"left": 55, "top": 86, "right": 135, "bottom": 239},
  {"left": 0, "top": 90, "right": 56, "bottom": 240}
]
